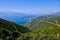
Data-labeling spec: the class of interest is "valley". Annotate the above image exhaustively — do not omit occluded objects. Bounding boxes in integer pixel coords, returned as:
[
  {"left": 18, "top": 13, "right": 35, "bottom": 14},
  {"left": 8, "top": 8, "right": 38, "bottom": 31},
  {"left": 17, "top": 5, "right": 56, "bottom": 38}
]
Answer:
[
  {"left": 0, "top": 12, "right": 60, "bottom": 40},
  {"left": 0, "top": 0, "right": 60, "bottom": 40}
]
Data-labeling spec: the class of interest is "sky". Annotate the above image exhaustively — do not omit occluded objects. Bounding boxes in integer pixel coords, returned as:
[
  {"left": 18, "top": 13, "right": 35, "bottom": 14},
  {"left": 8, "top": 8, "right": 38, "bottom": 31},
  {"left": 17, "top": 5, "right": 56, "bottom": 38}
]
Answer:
[{"left": 0, "top": 0, "right": 60, "bottom": 15}]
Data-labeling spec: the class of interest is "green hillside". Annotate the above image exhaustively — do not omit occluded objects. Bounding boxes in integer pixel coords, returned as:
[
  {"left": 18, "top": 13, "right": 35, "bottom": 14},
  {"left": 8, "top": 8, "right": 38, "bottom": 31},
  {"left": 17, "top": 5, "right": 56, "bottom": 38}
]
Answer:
[
  {"left": 0, "top": 18, "right": 30, "bottom": 40},
  {"left": 1, "top": 16, "right": 60, "bottom": 40},
  {"left": 0, "top": 18, "right": 30, "bottom": 33},
  {"left": 26, "top": 16, "right": 60, "bottom": 30},
  {"left": 20, "top": 16, "right": 60, "bottom": 40}
]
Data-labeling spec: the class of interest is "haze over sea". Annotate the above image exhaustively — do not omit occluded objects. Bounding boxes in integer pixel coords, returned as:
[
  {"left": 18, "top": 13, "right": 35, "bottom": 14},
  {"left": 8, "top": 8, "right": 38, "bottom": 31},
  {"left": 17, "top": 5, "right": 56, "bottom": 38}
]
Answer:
[{"left": 0, "top": 0, "right": 60, "bottom": 24}]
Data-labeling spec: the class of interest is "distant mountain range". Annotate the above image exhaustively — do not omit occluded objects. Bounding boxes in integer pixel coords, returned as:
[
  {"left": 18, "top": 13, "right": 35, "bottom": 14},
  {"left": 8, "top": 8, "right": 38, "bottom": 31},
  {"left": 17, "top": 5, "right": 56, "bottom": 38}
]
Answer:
[
  {"left": 0, "top": 11, "right": 60, "bottom": 25},
  {"left": 0, "top": 11, "right": 38, "bottom": 24}
]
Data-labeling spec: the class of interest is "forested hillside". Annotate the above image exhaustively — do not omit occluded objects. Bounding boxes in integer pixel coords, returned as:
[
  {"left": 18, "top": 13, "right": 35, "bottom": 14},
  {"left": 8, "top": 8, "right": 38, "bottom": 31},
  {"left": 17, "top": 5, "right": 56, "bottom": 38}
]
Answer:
[
  {"left": 26, "top": 15, "right": 60, "bottom": 30},
  {"left": 1, "top": 16, "right": 60, "bottom": 40},
  {"left": 0, "top": 18, "right": 30, "bottom": 40}
]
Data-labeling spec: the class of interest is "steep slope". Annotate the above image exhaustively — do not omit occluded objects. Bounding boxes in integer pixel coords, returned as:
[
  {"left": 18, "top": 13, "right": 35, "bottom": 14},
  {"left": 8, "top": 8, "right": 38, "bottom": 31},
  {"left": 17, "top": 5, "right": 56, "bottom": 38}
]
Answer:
[
  {"left": 26, "top": 12, "right": 60, "bottom": 30},
  {"left": 0, "top": 18, "right": 30, "bottom": 33},
  {"left": 19, "top": 22, "right": 60, "bottom": 40},
  {"left": 18, "top": 16, "right": 60, "bottom": 40}
]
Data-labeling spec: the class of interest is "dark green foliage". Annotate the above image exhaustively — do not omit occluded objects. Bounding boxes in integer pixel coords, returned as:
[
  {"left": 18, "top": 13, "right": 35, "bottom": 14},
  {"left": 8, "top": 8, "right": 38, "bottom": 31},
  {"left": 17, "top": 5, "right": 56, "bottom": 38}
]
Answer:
[
  {"left": 0, "top": 30, "right": 10, "bottom": 40},
  {"left": 12, "top": 32, "right": 20, "bottom": 38},
  {"left": 12, "top": 31, "right": 20, "bottom": 40},
  {"left": 7, "top": 37, "right": 13, "bottom": 40},
  {"left": 0, "top": 18, "right": 30, "bottom": 40},
  {"left": 0, "top": 18, "right": 30, "bottom": 33}
]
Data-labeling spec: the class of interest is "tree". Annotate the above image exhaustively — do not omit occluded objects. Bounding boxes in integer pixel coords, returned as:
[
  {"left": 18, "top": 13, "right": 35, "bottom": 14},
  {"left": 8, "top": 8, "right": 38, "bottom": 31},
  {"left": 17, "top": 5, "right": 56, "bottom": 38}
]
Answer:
[
  {"left": 12, "top": 31, "right": 20, "bottom": 40},
  {"left": 1, "top": 30, "right": 10, "bottom": 40}
]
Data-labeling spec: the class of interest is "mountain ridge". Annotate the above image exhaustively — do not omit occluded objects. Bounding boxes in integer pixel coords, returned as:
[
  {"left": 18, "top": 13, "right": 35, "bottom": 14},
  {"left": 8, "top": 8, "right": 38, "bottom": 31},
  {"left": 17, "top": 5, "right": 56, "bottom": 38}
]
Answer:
[
  {"left": 26, "top": 11, "right": 60, "bottom": 30},
  {"left": 0, "top": 18, "right": 30, "bottom": 33}
]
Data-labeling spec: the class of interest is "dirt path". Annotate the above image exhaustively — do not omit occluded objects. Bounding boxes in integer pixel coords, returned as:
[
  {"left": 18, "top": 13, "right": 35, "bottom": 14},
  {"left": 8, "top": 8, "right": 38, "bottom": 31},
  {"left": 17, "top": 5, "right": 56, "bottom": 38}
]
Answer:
[{"left": 45, "top": 20, "right": 60, "bottom": 27}]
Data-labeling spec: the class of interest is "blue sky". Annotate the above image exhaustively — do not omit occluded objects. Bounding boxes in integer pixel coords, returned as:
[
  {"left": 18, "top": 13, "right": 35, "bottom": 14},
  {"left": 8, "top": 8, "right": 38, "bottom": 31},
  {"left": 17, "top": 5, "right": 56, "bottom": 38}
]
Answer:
[{"left": 0, "top": 0, "right": 60, "bottom": 14}]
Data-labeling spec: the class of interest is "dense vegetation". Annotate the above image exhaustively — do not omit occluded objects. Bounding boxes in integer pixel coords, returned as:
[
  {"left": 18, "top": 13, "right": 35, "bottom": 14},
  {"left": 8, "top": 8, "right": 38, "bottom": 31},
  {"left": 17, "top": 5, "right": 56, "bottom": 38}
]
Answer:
[
  {"left": 26, "top": 16, "right": 60, "bottom": 30},
  {"left": 1, "top": 15, "right": 60, "bottom": 40},
  {"left": 0, "top": 18, "right": 30, "bottom": 33},
  {"left": 0, "top": 18, "right": 30, "bottom": 40}
]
